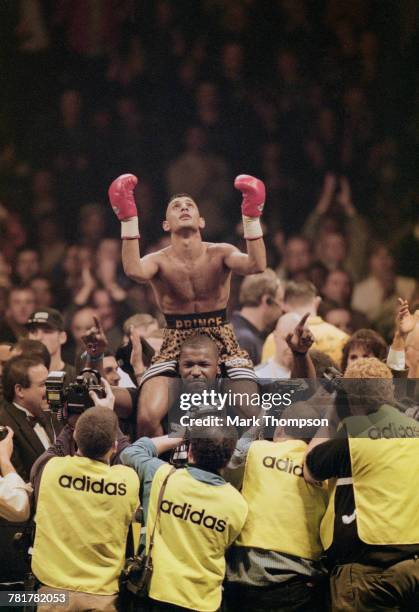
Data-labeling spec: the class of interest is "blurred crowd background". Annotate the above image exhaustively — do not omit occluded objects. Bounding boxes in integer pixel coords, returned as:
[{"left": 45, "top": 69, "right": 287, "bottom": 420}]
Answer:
[{"left": 0, "top": 0, "right": 418, "bottom": 349}]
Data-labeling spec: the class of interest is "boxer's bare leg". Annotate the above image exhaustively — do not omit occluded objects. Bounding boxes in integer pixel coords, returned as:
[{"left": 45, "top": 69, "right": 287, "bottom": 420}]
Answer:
[
  {"left": 137, "top": 376, "right": 171, "bottom": 437},
  {"left": 113, "top": 387, "right": 135, "bottom": 419},
  {"left": 222, "top": 379, "right": 260, "bottom": 418}
]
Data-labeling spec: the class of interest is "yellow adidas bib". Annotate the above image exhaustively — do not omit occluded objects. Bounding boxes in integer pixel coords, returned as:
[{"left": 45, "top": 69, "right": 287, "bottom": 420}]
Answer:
[
  {"left": 147, "top": 464, "right": 248, "bottom": 612},
  {"left": 321, "top": 405, "right": 419, "bottom": 549},
  {"left": 32, "top": 455, "right": 139, "bottom": 594},
  {"left": 237, "top": 440, "right": 327, "bottom": 560}
]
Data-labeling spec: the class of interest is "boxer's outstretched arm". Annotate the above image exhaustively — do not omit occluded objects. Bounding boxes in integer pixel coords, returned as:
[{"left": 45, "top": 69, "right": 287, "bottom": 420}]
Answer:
[
  {"left": 108, "top": 174, "right": 159, "bottom": 282},
  {"left": 122, "top": 241, "right": 159, "bottom": 282},
  {"left": 223, "top": 241, "right": 266, "bottom": 275},
  {"left": 225, "top": 174, "right": 267, "bottom": 274}
]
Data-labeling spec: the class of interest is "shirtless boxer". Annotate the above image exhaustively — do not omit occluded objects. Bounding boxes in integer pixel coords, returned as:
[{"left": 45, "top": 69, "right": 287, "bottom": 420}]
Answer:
[{"left": 109, "top": 173, "right": 267, "bottom": 435}]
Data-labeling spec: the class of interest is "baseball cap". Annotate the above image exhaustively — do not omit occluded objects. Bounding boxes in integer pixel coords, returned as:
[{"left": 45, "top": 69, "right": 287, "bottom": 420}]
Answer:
[{"left": 26, "top": 308, "right": 65, "bottom": 331}]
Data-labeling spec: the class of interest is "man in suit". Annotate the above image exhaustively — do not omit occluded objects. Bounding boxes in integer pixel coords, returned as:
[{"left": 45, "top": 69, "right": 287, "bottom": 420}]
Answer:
[
  {"left": 0, "top": 356, "right": 61, "bottom": 481},
  {"left": 0, "top": 355, "right": 62, "bottom": 583}
]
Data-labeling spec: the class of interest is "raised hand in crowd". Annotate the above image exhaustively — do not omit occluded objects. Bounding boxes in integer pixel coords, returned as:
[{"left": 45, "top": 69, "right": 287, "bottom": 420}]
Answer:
[
  {"left": 74, "top": 262, "right": 97, "bottom": 306},
  {"left": 286, "top": 312, "right": 315, "bottom": 355},
  {"left": 336, "top": 176, "right": 356, "bottom": 217},
  {"left": 286, "top": 313, "right": 316, "bottom": 379},
  {"left": 96, "top": 257, "right": 126, "bottom": 302},
  {"left": 81, "top": 315, "right": 108, "bottom": 358},
  {"left": 396, "top": 298, "right": 416, "bottom": 337},
  {"left": 316, "top": 172, "right": 337, "bottom": 214},
  {"left": 388, "top": 297, "right": 417, "bottom": 371}
]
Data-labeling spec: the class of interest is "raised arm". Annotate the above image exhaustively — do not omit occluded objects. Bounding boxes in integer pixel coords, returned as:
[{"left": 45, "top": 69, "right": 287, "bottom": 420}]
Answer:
[
  {"left": 387, "top": 298, "right": 414, "bottom": 375},
  {"left": 223, "top": 243, "right": 266, "bottom": 275},
  {"left": 286, "top": 312, "right": 317, "bottom": 379},
  {"left": 223, "top": 174, "right": 267, "bottom": 275},
  {"left": 303, "top": 173, "right": 336, "bottom": 241},
  {"left": 108, "top": 174, "right": 159, "bottom": 282}
]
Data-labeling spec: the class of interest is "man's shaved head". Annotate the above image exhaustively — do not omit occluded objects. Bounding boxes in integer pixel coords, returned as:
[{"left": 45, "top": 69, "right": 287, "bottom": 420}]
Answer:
[{"left": 179, "top": 334, "right": 219, "bottom": 359}]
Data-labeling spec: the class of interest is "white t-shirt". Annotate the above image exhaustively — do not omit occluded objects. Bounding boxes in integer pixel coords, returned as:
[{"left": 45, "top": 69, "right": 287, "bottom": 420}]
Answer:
[{"left": 255, "top": 358, "right": 291, "bottom": 379}]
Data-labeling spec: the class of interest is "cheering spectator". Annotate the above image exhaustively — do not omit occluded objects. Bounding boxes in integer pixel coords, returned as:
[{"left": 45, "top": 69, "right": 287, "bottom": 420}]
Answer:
[
  {"left": 262, "top": 281, "right": 349, "bottom": 367},
  {"left": 303, "top": 174, "right": 370, "bottom": 281}
]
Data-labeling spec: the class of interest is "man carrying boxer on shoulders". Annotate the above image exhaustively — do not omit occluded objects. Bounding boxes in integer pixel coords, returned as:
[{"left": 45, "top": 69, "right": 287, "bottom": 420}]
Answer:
[{"left": 109, "top": 173, "right": 267, "bottom": 436}]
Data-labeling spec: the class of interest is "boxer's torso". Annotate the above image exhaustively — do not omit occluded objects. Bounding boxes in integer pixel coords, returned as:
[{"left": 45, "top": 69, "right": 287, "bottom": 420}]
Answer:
[{"left": 149, "top": 242, "right": 232, "bottom": 314}]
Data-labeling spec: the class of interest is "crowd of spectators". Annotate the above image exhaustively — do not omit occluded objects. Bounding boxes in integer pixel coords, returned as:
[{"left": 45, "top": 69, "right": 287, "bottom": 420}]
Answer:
[{"left": 0, "top": 1, "right": 418, "bottom": 316}]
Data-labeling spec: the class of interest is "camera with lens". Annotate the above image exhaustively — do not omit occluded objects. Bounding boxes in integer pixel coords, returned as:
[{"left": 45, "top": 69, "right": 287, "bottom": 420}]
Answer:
[
  {"left": 169, "top": 402, "right": 221, "bottom": 467},
  {"left": 46, "top": 368, "right": 105, "bottom": 419},
  {"left": 0, "top": 426, "right": 9, "bottom": 441}
]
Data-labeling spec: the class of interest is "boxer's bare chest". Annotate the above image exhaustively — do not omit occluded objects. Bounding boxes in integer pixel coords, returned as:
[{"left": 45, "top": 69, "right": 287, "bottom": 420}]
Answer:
[{"left": 150, "top": 245, "right": 231, "bottom": 311}]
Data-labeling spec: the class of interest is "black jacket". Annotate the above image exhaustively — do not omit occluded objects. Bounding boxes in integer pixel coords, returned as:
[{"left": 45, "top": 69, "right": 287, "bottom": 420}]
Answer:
[{"left": 0, "top": 402, "right": 62, "bottom": 582}]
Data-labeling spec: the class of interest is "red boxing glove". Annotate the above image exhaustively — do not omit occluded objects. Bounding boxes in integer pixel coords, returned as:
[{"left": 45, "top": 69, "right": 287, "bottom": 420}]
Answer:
[
  {"left": 108, "top": 174, "right": 139, "bottom": 239},
  {"left": 234, "top": 174, "right": 265, "bottom": 217},
  {"left": 234, "top": 174, "right": 265, "bottom": 239}
]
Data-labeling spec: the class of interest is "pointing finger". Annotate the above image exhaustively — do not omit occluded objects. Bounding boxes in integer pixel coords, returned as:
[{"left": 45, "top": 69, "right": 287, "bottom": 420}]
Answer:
[{"left": 299, "top": 312, "right": 310, "bottom": 328}]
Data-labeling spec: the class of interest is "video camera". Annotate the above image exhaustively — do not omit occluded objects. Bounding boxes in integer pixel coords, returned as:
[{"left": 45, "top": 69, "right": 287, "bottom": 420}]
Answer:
[{"left": 45, "top": 368, "right": 105, "bottom": 420}]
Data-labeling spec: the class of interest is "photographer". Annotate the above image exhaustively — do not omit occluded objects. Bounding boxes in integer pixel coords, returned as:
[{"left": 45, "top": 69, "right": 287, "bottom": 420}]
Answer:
[
  {"left": 30, "top": 382, "right": 140, "bottom": 612},
  {"left": 121, "top": 425, "right": 248, "bottom": 612},
  {"left": 120, "top": 336, "right": 248, "bottom": 611},
  {"left": 224, "top": 403, "right": 328, "bottom": 612},
  {"left": 0, "top": 427, "right": 31, "bottom": 522},
  {"left": 304, "top": 358, "right": 419, "bottom": 611},
  {"left": 31, "top": 378, "right": 133, "bottom": 497}
]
